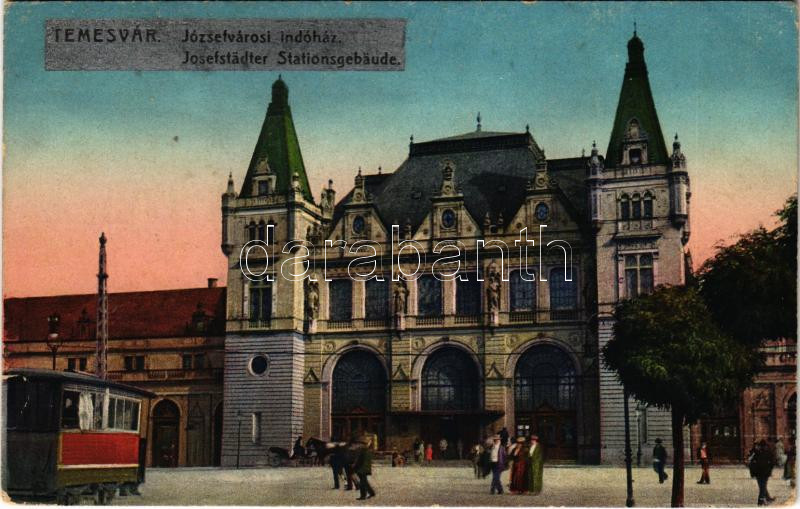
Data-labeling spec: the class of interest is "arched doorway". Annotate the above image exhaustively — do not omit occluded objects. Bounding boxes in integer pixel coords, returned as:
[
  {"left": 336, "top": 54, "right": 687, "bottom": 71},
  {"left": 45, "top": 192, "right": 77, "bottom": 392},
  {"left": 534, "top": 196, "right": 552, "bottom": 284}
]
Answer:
[
  {"left": 213, "top": 402, "right": 223, "bottom": 466},
  {"left": 514, "top": 344, "right": 577, "bottom": 460},
  {"left": 331, "top": 350, "right": 387, "bottom": 446},
  {"left": 152, "top": 399, "right": 180, "bottom": 468},
  {"left": 186, "top": 402, "right": 206, "bottom": 466},
  {"left": 421, "top": 347, "right": 480, "bottom": 458}
]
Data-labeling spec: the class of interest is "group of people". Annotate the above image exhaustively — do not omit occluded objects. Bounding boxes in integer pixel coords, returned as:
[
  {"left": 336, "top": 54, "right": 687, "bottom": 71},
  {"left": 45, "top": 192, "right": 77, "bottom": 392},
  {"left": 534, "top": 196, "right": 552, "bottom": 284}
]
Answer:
[
  {"left": 470, "top": 428, "right": 544, "bottom": 496},
  {"left": 409, "top": 437, "right": 465, "bottom": 462},
  {"left": 327, "top": 436, "right": 376, "bottom": 501},
  {"left": 653, "top": 436, "right": 795, "bottom": 506}
]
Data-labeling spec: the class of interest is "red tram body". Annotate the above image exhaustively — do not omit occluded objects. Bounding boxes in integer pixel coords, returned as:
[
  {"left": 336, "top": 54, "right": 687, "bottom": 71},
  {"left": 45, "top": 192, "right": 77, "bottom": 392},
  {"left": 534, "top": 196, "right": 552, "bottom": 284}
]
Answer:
[{"left": 2, "top": 369, "right": 153, "bottom": 503}]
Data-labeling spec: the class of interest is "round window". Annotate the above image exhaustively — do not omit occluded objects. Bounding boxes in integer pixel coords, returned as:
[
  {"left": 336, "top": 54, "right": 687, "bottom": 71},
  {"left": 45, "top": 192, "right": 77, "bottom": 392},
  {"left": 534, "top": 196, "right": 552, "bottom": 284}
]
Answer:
[
  {"left": 249, "top": 355, "right": 269, "bottom": 376},
  {"left": 441, "top": 209, "right": 456, "bottom": 229},
  {"left": 352, "top": 215, "right": 365, "bottom": 234}
]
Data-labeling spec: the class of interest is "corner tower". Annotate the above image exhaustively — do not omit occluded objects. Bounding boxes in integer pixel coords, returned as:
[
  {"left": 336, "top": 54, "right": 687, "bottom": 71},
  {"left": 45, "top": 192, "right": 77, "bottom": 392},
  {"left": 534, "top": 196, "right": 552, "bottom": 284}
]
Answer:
[
  {"left": 220, "top": 77, "right": 325, "bottom": 467},
  {"left": 593, "top": 32, "right": 692, "bottom": 464}
]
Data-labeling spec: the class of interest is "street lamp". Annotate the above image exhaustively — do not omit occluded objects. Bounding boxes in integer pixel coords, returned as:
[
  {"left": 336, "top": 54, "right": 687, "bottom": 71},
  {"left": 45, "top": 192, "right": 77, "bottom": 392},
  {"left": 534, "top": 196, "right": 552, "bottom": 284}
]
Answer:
[
  {"left": 623, "top": 386, "right": 635, "bottom": 507},
  {"left": 46, "top": 313, "right": 62, "bottom": 370}
]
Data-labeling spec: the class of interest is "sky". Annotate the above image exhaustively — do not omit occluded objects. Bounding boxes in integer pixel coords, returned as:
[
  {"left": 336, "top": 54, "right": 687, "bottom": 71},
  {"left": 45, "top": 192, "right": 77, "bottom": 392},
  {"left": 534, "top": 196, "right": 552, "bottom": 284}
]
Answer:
[{"left": 3, "top": 1, "right": 798, "bottom": 298}]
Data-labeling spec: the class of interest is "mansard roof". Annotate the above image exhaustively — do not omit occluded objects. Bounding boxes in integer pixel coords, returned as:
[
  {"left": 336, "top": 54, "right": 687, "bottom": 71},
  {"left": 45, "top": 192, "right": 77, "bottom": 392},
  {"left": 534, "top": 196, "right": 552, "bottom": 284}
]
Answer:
[
  {"left": 239, "top": 77, "right": 313, "bottom": 201},
  {"left": 4, "top": 287, "right": 226, "bottom": 342},
  {"left": 605, "top": 33, "right": 668, "bottom": 168},
  {"left": 332, "top": 130, "right": 591, "bottom": 233}
]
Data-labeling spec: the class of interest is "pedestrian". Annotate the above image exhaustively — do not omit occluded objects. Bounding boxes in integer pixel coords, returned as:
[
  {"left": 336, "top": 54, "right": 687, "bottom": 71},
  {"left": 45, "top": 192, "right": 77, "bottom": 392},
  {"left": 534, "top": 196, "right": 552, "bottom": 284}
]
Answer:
[
  {"left": 489, "top": 434, "right": 506, "bottom": 495},
  {"left": 457, "top": 438, "right": 464, "bottom": 460},
  {"left": 509, "top": 437, "right": 529, "bottom": 494},
  {"left": 696, "top": 441, "right": 710, "bottom": 484},
  {"left": 652, "top": 438, "right": 668, "bottom": 484},
  {"left": 416, "top": 440, "right": 425, "bottom": 465},
  {"left": 439, "top": 437, "right": 448, "bottom": 459},
  {"left": 413, "top": 438, "right": 422, "bottom": 463},
  {"left": 775, "top": 438, "right": 786, "bottom": 467},
  {"left": 330, "top": 442, "right": 345, "bottom": 489},
  {"left": 500, "top": 427, "right": 510, "bottom": 448},
  {"left": 783, "top": 441, "right": 795, "bottom": 483},
  {"left": 293, "top": 435, "right": 305, "bottom": 459},
  {"left": 751, "top": 439, "right": 776, "bottom": 505},
  {"left": 527, "top": 434, "right": 544, "bottom": 495},
  {"left": 425, "top": 443, "right": 433, "bottom": 464},
  {"left": 472, "top": 443, "right": 484, "bottom": 478},
  {"left": 344, "top": 438, "right": 360, "bottom": 491},
  {"left": 354, "top": 436, "right": 376, "bottom": 500}
]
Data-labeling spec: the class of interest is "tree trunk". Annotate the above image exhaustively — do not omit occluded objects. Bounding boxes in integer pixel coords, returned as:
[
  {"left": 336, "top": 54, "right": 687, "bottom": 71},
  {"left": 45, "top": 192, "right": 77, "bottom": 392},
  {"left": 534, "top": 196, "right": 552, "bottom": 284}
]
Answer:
[{"left": 671, "top": 409, "right": 685, "bottom": 507}]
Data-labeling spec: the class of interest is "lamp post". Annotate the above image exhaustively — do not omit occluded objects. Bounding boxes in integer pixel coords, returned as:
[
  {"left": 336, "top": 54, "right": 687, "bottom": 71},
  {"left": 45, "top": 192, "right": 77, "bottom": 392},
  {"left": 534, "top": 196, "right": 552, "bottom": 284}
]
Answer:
[
  {"left": 623, "top": 386, "right": 635, "bottom": 507},
  {"left": 46, "top": 313, "right": 62, "bottom": 370}
]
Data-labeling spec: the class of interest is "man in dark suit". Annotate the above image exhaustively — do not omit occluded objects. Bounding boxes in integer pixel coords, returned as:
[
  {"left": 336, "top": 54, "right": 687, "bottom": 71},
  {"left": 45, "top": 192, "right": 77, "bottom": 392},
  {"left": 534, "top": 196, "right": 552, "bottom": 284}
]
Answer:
[
  {"left": 751, "top": 439, "right": 776, "bottom": 506},
  {"left": 330, "top": 442, "right": 345, "bottom": 489},
  {"left": 696, "top": 441, "right": 710, "bottom": 484},
  {"left": 652, "top": 438, "right": 668, "bottom": 484},
  {"left": 343, "top": 438, "right": 359, "bottom": 491},
  {"left": 489, "top": 434, "right": 507, "bottom": 495},
  {"left": 354, "top": 436, "right": 375, "bottom": 500}
]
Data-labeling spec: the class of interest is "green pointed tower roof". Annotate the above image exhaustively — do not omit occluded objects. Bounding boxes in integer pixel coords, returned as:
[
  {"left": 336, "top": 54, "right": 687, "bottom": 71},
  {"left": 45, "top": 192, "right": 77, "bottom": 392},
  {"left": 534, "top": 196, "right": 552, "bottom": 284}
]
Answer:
[
  {"left": 240, "top": 77, "right": 313, "bottom": 201},
  {"left": 605, "top": 32, "right": 668, "bottom": 167}
]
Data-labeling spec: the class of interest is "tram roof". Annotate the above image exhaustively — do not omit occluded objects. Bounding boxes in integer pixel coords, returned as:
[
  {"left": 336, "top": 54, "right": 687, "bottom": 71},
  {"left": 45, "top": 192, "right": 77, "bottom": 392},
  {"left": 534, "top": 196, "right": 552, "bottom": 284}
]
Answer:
[{"left": 3, "top": 368, "right": 155, "bottom": 398}]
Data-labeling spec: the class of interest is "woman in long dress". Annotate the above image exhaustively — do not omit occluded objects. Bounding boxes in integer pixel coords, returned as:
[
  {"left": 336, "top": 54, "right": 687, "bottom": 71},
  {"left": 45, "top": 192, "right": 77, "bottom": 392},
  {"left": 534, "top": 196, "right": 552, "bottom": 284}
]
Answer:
[
  {"left": 527, "top": 435, "right": 544, "bottom": 495},
  {"left": 509, "top": 437, "right": 529, "bottom": 494}
]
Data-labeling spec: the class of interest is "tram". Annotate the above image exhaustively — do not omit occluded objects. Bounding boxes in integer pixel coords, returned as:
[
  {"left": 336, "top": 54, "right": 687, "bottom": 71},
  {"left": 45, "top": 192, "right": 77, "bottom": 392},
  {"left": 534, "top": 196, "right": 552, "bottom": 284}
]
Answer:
[{"left": 2, "top": 368, "right": 154, "bottom": 504}]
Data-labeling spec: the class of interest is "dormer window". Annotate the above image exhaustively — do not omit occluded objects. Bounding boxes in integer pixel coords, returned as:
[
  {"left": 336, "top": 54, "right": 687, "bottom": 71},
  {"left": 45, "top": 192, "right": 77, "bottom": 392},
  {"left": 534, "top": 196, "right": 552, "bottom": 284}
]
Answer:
[
  {"left": 629, "top": 148, "right": 642, "bottom": 165},
  {"left": 258, "top": 180, "right": 270, "bottom": 196}
]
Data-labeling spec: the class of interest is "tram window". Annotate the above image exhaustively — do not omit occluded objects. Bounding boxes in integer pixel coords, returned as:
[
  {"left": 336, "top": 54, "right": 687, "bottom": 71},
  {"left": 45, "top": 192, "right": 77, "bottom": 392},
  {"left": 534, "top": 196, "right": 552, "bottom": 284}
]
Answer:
[
  {"left": 61, "top": 390, "right": 80, "bottom": 429},
  {"left": 107, "top": 396, "right": 140, "bottom": 431},
  {"left": 7, "top": 380, "right": 58, "bottom": 431},
  {"left": 78, "top": 392, "right": 105, "bottom": 430}
]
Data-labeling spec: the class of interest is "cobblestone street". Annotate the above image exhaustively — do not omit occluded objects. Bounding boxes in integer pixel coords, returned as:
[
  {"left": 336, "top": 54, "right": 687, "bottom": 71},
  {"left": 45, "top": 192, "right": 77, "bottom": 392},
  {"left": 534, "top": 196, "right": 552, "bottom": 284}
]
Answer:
[{"left": 112, "top": 465, "right": 796, "bottom": 507}]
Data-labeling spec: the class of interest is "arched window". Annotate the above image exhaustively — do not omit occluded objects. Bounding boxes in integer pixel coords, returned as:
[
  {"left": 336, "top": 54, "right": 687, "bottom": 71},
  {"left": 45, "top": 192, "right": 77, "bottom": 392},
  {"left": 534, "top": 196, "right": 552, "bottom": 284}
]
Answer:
[
  {"left": 257, "top": 220, "right": 266, "bottom": 242},
  {"left": 549, "top": 267, "right": 577, "bottom": 320},
  {"left": 620, "top": 194, "right": 630, "bottom": 221},
  {"left": 510, "top": 269, "right": 536, "bottom": 312},
  {"left": 643, "top": 192, "right": 654, "bottom": 219},
  {"left": 422, "top": 347, "right": 479, "bottom": 411},
  {"left": 247, "top": 221, "right": 257, "bottom": 242},
  {"left": 632, "top": 193, "right": 642, "bottom": 220},
  {"left": 332, "top": 350, "right": 386, "bottom": 414},
  {"left": 514, "top": 345, "right": 576, "bottom": 412}
]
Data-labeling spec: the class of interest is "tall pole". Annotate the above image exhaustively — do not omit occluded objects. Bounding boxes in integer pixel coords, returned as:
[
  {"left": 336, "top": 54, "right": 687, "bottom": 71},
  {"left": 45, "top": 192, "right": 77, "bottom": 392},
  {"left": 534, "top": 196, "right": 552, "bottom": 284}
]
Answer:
[
  {"left": 623, "top": 386, "right": 635, "bottom": 507},
  {"left": 96, "top": 232, "right": 109, "bottom": 379}
]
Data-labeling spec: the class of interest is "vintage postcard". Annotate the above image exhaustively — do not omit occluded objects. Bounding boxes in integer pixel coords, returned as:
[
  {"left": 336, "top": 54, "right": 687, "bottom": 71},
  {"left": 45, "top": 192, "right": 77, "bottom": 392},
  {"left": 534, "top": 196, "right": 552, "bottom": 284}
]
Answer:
[{"left": 2, "top": 1, "right": 797, "bottom": 507}]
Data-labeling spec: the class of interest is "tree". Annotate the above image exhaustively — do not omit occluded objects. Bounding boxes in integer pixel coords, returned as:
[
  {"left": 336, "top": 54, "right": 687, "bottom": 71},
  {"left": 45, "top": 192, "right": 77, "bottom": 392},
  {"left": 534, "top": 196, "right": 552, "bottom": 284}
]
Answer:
[
  {"left": 698, "top": 195, "right": 797, "bottom": 346},
  {"left": 602, "top": 285, "right": 758, "bottom": 507}
]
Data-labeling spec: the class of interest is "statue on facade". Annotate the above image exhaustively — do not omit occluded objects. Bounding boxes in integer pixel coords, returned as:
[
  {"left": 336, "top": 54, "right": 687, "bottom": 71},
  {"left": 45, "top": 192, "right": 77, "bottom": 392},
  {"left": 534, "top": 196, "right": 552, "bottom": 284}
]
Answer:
[
  {"left": 486, "top": 262, "right": 502, "bottom": 313},
  {"left": 305, "top": 280, "right": 320, "bottom": 321},
  {"left": 393, "top": 277, "right": 409, "bottom": 316}
]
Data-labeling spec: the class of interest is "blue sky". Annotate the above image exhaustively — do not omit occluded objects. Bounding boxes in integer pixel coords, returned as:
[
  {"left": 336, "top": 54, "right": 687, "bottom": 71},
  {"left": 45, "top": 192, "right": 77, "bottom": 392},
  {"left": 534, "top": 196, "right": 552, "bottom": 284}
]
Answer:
[{"left": 3, "top": 1, "right": 798, "bottom": 296}]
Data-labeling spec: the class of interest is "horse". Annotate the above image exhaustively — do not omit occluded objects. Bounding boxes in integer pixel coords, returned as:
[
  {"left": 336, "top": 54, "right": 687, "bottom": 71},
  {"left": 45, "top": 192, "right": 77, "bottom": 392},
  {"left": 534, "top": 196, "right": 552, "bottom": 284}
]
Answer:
[{"left": 305, "top": 437, "right": 332, "bottom": 466}]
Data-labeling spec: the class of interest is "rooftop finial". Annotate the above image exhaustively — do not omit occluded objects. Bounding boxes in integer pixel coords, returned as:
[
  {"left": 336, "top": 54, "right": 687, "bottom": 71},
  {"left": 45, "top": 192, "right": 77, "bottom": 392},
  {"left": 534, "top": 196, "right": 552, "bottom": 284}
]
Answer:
[
  {"left": 525, "top": 124, "right": 530, "bottom": 133},
  {"left": 633, "top": 21, "right": 637, "bottom": 36},
  {"left": 358, "top": 166, "right": 362, "bottom": 177},
  {"left": 476, "top": 112, "right": 482, "bottom": 132},
  {"left": 378, "top": 166, "right": 382, "bottom": 174}
]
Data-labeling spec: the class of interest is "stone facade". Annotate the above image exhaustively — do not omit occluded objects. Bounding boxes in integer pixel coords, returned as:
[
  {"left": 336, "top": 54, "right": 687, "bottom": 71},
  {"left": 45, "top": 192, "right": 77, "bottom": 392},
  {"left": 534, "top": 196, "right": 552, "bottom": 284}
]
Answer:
[{"left": 218, "top": 33, "right": 691, "bottom": 465}]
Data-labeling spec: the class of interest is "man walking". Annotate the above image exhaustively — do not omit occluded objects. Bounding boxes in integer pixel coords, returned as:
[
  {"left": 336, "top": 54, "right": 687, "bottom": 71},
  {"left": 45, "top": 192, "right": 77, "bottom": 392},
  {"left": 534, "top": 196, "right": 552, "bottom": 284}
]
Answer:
[
  {"left": 354, "top": 436, "right": 376, "bottom": 500},
  {"left": 696, "top": 441, "right": 710, "bottom": 484},
  {"left": 652, "top": 438, "right": 668, "bottom": 484},
  {"left": 489, "top": 434, "right": 506, "bottom": 495},
  {"left": 751, "top": 439, "right": 776, "bottom": 506},
  {"left": 330, "top": 442, "right": 345, "bottom": 489},
  {"left": 343, "top": 438, "right": 359, "bottom": 491}
]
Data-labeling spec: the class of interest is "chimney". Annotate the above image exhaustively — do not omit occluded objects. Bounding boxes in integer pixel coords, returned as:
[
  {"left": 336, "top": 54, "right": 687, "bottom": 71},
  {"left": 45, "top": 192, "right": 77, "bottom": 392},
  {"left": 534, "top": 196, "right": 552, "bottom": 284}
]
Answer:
[{"left": 207, "top": 278, "right": 218, "bottom": 288}]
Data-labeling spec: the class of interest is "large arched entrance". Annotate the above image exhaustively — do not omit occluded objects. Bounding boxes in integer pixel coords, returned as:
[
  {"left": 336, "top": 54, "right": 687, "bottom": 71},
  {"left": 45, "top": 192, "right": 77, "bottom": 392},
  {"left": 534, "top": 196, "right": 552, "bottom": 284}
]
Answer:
[
  {"left": 421, "top": 347, "right": 480, "bottom": 458},
  {"left": 331, "top": 350, "right": 387, "bottom": 446},
  {"left": 514, "top": 344, "right": 578, "bottom": 460},
  {"left": 151, "top": 399, "right": 180, "bottom": 467}
]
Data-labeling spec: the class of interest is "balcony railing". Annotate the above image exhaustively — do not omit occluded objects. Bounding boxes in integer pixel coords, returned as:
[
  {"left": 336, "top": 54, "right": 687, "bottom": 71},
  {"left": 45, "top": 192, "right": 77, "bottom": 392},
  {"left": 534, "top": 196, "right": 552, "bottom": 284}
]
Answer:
[
  {"left": 327, "top": 319, "right": 353, "bottom": 330},
  {"left": 247, "top": 319, "right": 272, "bottom": 329},
  {"left": 454, "top": 314, "right": 480, "bottom": 324},
  {"left": 415, "top": 315, "right": 444, "bottom": 326},
  {"left": 509, "top": 311, "right": 536, "bottom": 323},
  {"left": 364, "top": 317, "right": 391, "bottom": 328}
]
